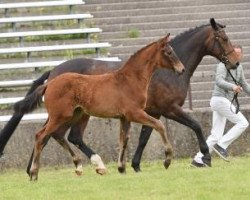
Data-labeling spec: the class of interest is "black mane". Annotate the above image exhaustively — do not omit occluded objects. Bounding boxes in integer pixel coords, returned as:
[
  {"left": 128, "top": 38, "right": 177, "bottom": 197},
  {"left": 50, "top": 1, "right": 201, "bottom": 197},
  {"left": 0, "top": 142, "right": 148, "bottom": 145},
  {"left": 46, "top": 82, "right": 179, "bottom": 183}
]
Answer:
[
  {"left": 171, "top": 24, "right": 210, "bottom": 45},
  {"left": 171, "top": 21, "right": 225, "bottom": 46}
]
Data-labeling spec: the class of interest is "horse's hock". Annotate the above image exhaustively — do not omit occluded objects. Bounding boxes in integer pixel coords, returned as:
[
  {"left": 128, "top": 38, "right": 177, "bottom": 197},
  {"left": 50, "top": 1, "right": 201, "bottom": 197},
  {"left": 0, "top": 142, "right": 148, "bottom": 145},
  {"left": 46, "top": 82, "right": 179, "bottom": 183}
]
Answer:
[{"left": 1, "top": 109, "right": 250, "bottom": 168}]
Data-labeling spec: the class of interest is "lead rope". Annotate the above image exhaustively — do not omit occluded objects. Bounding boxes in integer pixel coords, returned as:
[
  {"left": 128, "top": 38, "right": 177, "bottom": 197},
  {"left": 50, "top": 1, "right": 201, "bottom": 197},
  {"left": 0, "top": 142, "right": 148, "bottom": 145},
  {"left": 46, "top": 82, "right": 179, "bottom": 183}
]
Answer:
[{"left": 227, "top": 69, "right": 241, "bottom": 114}]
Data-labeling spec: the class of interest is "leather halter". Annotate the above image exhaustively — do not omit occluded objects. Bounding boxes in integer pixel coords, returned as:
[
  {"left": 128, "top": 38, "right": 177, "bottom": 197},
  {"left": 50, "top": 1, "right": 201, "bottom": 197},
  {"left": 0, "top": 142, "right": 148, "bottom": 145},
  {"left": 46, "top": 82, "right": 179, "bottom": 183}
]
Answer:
[
  {"left": 210, "top": 29, "right": 235, "bottom": 65},
  {"left": 210, "top": 29, "right": 240, "bottom": 114},
  {"left": 227, "top": 69, "right": 241, "bottom": 114}
]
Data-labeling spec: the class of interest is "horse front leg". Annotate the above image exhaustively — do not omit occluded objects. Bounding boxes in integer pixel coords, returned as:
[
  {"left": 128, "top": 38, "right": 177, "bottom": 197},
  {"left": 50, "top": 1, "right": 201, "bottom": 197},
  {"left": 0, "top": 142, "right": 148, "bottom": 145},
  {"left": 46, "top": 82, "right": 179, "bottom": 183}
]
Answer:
[
  {"left": 126, "top": 110, "right": 173, "bottom": 170},
  {"left": 67, "top": 115, "right": 106, "bottom": 175},
  {"left": 117, "top": 118, "right": 131, "bottom": 174},
  {"left": 131, "top": 115, "right": 161, "bottom": 172},
  {"left": 162, "top": 105, "right": 211, "bottom": 167}
]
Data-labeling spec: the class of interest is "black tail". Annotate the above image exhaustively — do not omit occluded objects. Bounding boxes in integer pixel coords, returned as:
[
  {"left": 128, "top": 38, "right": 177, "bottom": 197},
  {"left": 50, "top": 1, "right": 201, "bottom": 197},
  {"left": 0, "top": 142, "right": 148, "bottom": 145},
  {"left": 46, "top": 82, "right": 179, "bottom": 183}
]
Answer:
[
  {"left": 0, "top": 71, "right": 50, "bottom": 156},
  {"left": 14, "top": 84, "right": 47, "bottom": 115},
  {"left": 27, "top": 71, "right": 50, "bottom": 96}
]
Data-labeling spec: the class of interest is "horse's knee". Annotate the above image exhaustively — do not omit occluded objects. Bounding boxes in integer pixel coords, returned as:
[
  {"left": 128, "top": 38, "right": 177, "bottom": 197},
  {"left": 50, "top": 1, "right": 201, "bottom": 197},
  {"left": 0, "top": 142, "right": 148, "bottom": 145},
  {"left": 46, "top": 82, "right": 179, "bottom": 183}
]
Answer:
[{"left": 155, "top": 120, "right": 165, "bottom": 134}]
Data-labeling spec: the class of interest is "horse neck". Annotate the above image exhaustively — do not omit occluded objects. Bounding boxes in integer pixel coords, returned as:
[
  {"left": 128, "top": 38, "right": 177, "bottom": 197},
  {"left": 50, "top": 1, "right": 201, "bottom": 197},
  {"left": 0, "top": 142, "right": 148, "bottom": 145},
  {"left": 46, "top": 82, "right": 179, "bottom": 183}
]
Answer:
[
  {"left": 118, "top": 46, "right": 158, "bottom": 88},
  {"left": 171, "top": 26, "right": 210, "bottom": 84}
]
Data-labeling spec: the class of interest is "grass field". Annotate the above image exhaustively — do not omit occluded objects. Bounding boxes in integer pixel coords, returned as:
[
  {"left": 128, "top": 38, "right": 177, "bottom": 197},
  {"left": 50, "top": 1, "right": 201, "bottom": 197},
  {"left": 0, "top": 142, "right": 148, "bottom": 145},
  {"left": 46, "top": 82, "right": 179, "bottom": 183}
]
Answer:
[{"left": 0, "top": 156, "right": 250, "bottom": 200}]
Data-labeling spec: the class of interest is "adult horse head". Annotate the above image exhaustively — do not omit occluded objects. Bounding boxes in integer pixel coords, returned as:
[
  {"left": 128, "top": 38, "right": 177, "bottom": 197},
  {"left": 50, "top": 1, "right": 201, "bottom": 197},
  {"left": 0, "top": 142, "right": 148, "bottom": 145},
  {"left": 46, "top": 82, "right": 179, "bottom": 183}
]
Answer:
[{"left": 207, "top": 18, "right": 239, "bottom": 69}]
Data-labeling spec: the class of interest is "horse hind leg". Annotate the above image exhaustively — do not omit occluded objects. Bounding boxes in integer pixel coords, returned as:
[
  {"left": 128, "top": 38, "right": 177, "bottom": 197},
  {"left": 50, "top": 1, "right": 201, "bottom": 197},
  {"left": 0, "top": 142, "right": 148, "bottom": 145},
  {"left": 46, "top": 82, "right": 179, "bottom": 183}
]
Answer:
[
  {"left": 30, "top": 117, "right": 69, "bottom": 181},
  {"left": 117, "top": 117, "right": 131, "bottom": 174},
  {"left": 53, "top": 128, "right": 83, "bottom": 176},
  {"left": 67, "top": 114, "right": 107, "bottom": 175},
  {"left": 27, "top": 123, "right": 84, "bottom": 177},
  {"left": 29, "top": 125, "right": 52, "bottom": 181}
]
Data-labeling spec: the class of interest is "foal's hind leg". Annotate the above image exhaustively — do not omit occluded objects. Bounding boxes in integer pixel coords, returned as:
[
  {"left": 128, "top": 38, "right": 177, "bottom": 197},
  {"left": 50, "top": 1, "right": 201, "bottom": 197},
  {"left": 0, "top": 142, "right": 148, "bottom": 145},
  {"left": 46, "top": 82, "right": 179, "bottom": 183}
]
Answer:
[
  {"left": 53, "top": 132, "right": 83, "bottom": 176},
  {"left": 29, "top": 125, "right": 53, "bottom": 181},
  {"left": 126, "top": 109, "right": 173, "bottom": 169},
  {"left": 67, "top": 115, "right": 106, "bottom": 175},
  {"left": 118, "top": 118, "right": 131, "bottom": 174},
  {"left": 26, "top": 126, "right": 83, "bottom": 176}
]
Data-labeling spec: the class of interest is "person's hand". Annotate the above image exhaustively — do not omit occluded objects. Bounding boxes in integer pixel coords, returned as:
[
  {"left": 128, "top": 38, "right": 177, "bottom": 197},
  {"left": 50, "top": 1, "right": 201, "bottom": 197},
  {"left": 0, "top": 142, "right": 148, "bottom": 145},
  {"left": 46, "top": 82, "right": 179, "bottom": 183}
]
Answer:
[{"left": 232, "top": 85, "right": 243, "bottom": 93}]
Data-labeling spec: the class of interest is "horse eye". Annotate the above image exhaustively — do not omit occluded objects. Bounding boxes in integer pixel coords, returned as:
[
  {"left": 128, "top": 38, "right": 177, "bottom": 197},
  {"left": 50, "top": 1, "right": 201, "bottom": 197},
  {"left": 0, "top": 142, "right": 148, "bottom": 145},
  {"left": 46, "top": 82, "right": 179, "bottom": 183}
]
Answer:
[
  {"left": 165, "top": 50, "right": 172, "bottom": 55},
  {"left": 223, "top": 37, "right": 228, "bottom": 42}
]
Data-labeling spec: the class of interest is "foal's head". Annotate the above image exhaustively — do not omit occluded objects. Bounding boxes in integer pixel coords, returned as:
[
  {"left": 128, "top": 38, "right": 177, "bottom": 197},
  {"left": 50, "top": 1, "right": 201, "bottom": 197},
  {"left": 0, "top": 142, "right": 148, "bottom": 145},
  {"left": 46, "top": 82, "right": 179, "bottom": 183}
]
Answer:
[
  {"left": 156, "top": 33, "right": 185, "bottom": 74},
  {"left": 208, "top": 18, "right": 239, "bottom": 69}
]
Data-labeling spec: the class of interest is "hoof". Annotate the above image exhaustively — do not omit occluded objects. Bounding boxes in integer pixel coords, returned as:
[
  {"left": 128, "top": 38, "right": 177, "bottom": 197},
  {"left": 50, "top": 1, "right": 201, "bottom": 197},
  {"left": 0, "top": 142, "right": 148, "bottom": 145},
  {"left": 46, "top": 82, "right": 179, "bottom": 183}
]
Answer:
[
  {"left": 29, "top": 174, "right": 38, "bottom": 181},
  {"left": 118, "top": 166, "right": 126, "bottom": 174},
  {"left": 75, "top": 170, "right": 83, "bottom": 176},
  {"left": 0, "top": 152, "right": 4, "bottom": 159},
  {"left": 202, "top": 156, "right": 212, "bottom": 167},
  {"left": 163, "top": 159, "right": 171, "bottom": 169},
  {"left": 96, "top": 168, "right": 106, "bottom": 175},
  {"left": 131, "top": 163, "right": 141, "bottom": 173},
  {"left": 133, "top": 166, "right": 141, "bottom": 173}
]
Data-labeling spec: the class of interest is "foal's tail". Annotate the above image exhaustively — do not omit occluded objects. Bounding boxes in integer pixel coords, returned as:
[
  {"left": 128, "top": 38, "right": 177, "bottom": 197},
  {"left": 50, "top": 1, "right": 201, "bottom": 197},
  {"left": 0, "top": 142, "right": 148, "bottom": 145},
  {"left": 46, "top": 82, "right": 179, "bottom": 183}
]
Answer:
[{"left": 14, "top": 84, "right": 47, "bottom": 115}]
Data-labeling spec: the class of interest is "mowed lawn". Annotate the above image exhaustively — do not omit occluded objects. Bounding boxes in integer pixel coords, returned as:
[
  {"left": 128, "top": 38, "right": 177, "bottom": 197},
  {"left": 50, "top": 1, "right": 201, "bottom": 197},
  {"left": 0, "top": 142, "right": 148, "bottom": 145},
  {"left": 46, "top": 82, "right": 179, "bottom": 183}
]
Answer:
[{"left": 0, "top": 156, "right": 250, "bottom": 200}]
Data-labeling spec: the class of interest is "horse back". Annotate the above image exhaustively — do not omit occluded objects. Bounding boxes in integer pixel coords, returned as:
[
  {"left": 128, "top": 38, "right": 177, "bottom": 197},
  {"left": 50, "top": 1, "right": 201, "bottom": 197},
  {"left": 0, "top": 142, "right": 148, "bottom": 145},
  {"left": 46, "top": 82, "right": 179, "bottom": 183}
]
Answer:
[{"left": 48, "top": 58, "right": 123, "bottom": 81}]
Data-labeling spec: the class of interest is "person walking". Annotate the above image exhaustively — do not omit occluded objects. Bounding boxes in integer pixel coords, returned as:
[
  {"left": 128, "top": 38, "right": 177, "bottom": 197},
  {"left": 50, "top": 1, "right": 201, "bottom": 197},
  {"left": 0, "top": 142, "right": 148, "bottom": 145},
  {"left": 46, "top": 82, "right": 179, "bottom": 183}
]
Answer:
[{"left": 192, "top": 45, "right": 250, "bottom": 167}]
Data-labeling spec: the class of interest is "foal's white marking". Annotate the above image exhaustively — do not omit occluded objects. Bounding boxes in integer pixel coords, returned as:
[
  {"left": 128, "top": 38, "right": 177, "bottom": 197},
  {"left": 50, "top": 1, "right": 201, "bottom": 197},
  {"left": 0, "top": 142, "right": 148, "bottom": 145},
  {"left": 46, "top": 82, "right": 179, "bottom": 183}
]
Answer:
[{"left": 90, "top": 154, "right": 106, "bottom": 169}]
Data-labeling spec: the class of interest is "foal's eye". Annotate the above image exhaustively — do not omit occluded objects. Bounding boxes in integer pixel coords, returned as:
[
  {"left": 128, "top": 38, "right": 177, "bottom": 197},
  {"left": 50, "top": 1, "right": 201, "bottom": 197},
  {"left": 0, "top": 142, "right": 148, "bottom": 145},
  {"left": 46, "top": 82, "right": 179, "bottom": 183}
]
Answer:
[{"left": 165, "top": 50, "right": 172, "bottom": 55}]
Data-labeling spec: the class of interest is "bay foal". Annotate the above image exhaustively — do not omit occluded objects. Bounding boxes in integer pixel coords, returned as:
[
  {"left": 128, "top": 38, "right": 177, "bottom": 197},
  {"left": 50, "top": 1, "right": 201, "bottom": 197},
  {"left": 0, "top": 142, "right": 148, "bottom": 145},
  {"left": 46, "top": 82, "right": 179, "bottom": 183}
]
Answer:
[{"left": 14, "top": 34, "right": 184, "bottom": 180}]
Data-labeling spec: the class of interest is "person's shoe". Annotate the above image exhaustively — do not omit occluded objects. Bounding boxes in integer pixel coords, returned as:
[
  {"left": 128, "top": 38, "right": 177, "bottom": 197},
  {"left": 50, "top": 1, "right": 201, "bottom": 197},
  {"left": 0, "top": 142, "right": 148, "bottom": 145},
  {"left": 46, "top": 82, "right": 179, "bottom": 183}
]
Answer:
[
  {"left": 212, "top": 144, "right": 229, "bottom": 162},
  {"left": 190, "top": 159, "right": 207, "bottom": 168}
]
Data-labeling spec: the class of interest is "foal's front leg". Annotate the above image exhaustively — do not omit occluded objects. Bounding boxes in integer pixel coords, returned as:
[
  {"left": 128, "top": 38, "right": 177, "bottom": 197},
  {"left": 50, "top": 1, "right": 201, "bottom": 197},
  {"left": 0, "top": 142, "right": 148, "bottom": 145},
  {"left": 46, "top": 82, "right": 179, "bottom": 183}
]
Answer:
[
  {"left": 118, "top": 118, "right": 131, "bottom": 174},
  {"left": 127, "top": 109, "right": 173, "bottom": 169}
]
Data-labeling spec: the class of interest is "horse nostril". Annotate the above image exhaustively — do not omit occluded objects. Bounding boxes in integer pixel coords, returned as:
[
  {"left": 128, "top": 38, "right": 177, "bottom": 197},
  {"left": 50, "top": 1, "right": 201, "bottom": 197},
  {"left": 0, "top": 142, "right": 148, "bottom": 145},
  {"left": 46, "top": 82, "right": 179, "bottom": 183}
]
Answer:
[
  {"left": 182, "top": 68, "right": 185, "bottom": 73},
  {"left": 236, "top": 62, "right": 240, "bottom": 66}
]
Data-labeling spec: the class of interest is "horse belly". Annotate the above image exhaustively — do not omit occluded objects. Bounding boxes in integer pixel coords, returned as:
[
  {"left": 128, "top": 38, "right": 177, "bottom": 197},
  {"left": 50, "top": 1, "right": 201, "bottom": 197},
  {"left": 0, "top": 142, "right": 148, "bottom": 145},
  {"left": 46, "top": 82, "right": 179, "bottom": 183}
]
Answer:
[{"left": 83, "top": 98, "right": 121, "bottom": 118}]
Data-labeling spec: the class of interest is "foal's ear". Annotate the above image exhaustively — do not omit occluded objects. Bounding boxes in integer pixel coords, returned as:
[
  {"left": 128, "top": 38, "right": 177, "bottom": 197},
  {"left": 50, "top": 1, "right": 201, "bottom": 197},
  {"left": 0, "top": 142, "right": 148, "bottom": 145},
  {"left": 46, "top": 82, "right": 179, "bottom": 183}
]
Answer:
[
  {"left": 210, "top": 18, "right": 219, "bottom": 31},
  {"left": 164, "top": 33, "right": 171, "bottom": 43}
]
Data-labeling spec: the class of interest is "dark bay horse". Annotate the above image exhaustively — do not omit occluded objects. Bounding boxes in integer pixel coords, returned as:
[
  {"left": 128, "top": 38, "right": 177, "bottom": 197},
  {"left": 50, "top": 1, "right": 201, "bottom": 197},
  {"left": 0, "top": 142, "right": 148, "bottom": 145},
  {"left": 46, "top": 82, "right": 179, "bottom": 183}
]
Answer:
[
  {"left": 14, "top": 34, "right": 184, "bottom": 180},
  {"left": 0, "top": 19, "right": 239, "bottom": 172}
]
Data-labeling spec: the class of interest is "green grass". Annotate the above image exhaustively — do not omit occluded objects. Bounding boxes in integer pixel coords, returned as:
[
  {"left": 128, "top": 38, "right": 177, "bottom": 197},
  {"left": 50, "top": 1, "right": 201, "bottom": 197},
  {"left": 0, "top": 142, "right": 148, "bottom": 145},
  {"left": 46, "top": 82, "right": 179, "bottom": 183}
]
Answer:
[
  {"left": 0, "top": 156, "right": 250, "bottom": 200},
  {"left": 127, "top": 27, "right": 140, "bottom": 38}
]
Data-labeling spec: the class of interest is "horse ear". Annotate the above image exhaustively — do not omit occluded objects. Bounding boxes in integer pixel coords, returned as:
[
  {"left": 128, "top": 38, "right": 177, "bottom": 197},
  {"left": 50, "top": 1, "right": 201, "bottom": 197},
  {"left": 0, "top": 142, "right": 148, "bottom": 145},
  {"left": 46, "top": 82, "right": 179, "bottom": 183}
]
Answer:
[
  {"left": 210, "top": 18, "right": 219, "bottom": 31},
  {"left": 164, "top": 33, "right": 171, "bottom": 43},
  {"left": 166, "top": 33, "right": 171, "bottom": 42}
]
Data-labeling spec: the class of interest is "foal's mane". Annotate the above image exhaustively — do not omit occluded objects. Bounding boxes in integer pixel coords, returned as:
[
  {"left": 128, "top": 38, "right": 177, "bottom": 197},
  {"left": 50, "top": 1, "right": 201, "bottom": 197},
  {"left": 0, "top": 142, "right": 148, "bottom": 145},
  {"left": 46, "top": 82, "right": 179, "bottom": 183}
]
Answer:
[{"left": 128, "top": 37, "right": 164, "bottom": 61}]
